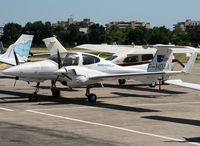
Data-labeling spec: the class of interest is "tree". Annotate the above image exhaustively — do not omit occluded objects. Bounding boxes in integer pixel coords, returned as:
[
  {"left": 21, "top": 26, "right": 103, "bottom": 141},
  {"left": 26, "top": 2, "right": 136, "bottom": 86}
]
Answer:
[
  {"left": 67, "top": 24, "right": 80, "bottom": 46},
  {"left": 125, "top": 27, "right": 150, "bottom": 45},
  {"left": 149, "top": 26, "right": 172, "bottom": 44},
  {"left": 1, "top": 23, "right": 23, "bottom": 46},
  {"left": 186, "top": 26, "right": 200, "bottom": 47},
  {"left": 23, "top": 21, "right": 54, "bottom": 46},
  {"left": 171, "top": 31, "right": 190, "bottom": 46},
  {"left": 88, "top": 24, "right": 106, "bottom": 44},
  {"left": 106, "top": 25, "right": 125, "bottom": 44}
]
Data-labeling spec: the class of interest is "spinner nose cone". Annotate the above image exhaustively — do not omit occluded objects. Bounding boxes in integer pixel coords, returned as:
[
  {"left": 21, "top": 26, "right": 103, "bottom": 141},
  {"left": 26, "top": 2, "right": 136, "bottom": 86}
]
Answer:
[{"left": 2, "top": 66, "right": 20, "bottom": 76}]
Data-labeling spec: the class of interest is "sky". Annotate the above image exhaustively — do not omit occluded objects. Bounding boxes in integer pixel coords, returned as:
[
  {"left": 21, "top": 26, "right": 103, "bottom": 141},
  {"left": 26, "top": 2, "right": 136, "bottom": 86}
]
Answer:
[{"left": 0, "top": 0, "right": 200, "bottom": 29}]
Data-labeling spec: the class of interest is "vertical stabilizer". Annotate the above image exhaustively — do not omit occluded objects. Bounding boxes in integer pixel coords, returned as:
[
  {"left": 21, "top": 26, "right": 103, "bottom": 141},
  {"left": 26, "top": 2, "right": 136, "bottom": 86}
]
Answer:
[
  {"left": 0, "top": 41, "right": 5, "bottom": 54},
  {"left": 43, "top": 37, "right": 67, "bottom": 56},
  {"left": 147, "top": 46, "right": 173, "bottom": 72},
  {"left": 12, "top": 34, "right": 33, "bottom": 61},
  {"left": 183, "top": 51, "right": 198, "bottom": 73},
  {"left": 0, "top": 34, "right": 33, "bottom": 65}
]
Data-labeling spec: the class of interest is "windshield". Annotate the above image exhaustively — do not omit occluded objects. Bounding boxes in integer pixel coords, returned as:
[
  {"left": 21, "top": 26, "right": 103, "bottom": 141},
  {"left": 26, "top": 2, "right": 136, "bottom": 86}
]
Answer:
[{"left": 49, "top": 52, "right": 79, "bottom": 66}]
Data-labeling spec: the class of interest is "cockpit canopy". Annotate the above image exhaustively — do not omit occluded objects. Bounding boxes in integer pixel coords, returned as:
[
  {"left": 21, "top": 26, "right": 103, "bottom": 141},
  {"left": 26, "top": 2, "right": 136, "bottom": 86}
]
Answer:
[{"left": 48, "top": 52, "right": 100, "bottom": 66}]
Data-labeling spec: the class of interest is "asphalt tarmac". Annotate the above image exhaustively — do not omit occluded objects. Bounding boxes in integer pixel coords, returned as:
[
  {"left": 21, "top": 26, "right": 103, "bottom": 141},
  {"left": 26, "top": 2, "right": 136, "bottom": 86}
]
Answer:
[{"left": 0, "top": 64, "right": 200, "bottom": 146}]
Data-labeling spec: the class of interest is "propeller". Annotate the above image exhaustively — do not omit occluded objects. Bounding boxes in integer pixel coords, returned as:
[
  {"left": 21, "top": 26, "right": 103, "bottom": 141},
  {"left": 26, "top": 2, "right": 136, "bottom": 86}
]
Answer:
[
  {"left": 13, "top": 50, "right": 19, "bottom": 88},
  {"left": 13, "top": 50, "right": 19, "bottom": 65},
  {"left": 54, "top": 50, "right": 62, "bottom": 83},
  {"left": 57, "top": 49, "right": 61, "bottom": 69}
]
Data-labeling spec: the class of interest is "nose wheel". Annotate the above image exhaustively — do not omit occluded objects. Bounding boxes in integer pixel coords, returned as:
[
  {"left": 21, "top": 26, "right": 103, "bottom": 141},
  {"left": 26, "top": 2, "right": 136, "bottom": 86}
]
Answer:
[
  {"left": 29, "top": 82, "right": 40, "bottom": 102},
  {"left": 51, "top": 81, "right": 61, "bottom": 97},
  {"left": 52, "top": 88, "right": 60, "bottom": 97},
  {"left": 86, "top": 85, "right": 97, "bottom": 103}
]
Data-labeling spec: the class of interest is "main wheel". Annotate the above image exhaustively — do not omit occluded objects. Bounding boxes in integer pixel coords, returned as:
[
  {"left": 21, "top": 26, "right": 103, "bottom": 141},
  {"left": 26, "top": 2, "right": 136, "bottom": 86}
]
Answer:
[
  {"left": 149, "top": 82, "right": 156, "bottom": 88},
  {"left": 88, "top": 94, "right": 97, "bottom": 103},
  {"left": 118, "top": 79, "right": 126, "bottom": 85},
  {"left": 52, "top": 89, "right": 60, "bottom": 97}
]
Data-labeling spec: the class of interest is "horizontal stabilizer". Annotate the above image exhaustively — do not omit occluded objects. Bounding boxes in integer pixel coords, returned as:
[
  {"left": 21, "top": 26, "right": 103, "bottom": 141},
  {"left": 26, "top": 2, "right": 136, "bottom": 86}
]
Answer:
[{"left": 165, "top": 79, "right": 200, "bottom": 91}]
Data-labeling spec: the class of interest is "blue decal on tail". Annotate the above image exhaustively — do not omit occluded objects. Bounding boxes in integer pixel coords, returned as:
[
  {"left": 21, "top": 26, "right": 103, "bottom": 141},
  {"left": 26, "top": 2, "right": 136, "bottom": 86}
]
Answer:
[
  {"left": 157, "top": 55, "right": 164, "bottom": 62},
  {"left": 13, "top": 40, "right": 32, "bottom": 58}
]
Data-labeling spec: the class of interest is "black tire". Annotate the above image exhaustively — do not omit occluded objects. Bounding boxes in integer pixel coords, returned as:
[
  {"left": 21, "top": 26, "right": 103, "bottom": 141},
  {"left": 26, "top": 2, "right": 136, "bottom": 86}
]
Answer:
[
  {"left": 149, "top": 82, "right": 156, "bottom": 88},
  {"left": 29, "top": 93, "right": 38, "bottom": 102},
  {"left": 118, "top": 79, "right": 126, "bottom": 85},
  {"left": 52, "top": 89, "right": 60, "bottom": 97},
  {"left": 88, "top": 94, "right": 97, "bottom": 103}
]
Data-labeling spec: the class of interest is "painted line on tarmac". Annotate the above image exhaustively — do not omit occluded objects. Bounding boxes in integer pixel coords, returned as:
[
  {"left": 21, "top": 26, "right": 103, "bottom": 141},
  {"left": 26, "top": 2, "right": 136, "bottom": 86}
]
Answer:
[
  {"left": 126, "top": 101, "right": 200, "bottom": 107},
  {"left": 28, "top": 101, "right": 200, "bottom": 111},
  {"left": 29, "top": 106, "right": 95, "bottom": 111},
  {"left": 0, "top": 107, "right": 14, "bottom": 111},
  {"left": 26, "top": 109, "right": 200, "bottom": 146}
]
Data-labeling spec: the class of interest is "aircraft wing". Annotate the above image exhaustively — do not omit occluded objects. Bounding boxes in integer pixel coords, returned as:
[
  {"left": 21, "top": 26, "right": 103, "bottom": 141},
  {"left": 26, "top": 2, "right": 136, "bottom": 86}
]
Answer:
[
  {"left": 76, "top": 44, "right": 200, "bottom": 55},
  {"left": 88, "top": 71, "right": 182, "bottom": 81},
  {"left": 165, "top": 79, "right": 200, "bottom": 91},
  {"left": 75, "top": 44, "right": 156, "bottom": 54},
  {"left": 55, "top": 67, "right": 182, "bottom": 82}
]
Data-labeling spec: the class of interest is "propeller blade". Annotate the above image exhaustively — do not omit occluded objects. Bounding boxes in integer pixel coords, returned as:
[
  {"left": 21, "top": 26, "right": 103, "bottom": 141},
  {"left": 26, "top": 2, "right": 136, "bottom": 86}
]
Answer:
[
  {"left": 57, "top": 50, "right": 61, "bottom": 69},
  {"left": 13, "top": 76, "right": 19, "bottom": 88},
  {"left": 13, "top": 80, "right": 17, "bottom": 88},
  {"left": 13, "top": 50, "right": 19, "bottom": 65}
]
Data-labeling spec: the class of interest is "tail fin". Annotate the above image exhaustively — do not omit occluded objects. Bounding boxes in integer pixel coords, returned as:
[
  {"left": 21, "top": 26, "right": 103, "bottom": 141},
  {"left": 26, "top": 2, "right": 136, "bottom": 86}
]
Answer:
[
  {"left": 43, "top": 37, "right": 67, "bottom": 56},
  {"left": 147, "top": 46, "right": 173, "bottom": 72},
  {"left": 182, "top": 51, "right": 198, "bottom": 73},
  {"left": 0, "top": 41, "right": 5, "bottom": 54},
  {"left": 0, "top": 34, "right": 33, "bottom": 65},
  {"left": 12, "top": 34, "right": 33, "bottom": 61}
]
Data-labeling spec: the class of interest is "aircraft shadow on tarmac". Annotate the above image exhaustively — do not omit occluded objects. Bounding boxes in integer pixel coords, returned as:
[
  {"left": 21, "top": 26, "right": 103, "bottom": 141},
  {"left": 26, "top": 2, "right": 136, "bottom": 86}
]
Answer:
[
  {"left": 142, "top": 116, "right": 200, "bottom": 144},
  {"left": 182, "top": 137, "right": 200, "bottom": 143},
  {"left": 0, "top": 89, "right": 159, "bottom": 113},
  {"left": 142, "top": 115, "right": 200, "bottom": 127},
  {"left": 97, "top": 83, "right": 187, "bottom": 94},
  {"left": 166, "top": 137, "right": 200, "bottom": 144},
  {"left": 36, "top": 82, "right": 187, "bottom": 94}
]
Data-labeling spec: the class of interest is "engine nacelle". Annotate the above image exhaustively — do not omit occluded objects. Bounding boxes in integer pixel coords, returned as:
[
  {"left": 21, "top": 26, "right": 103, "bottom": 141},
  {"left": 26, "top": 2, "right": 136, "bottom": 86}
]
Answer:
[{"left": 62, "top": 75, "right": 89, "bottom": 87}]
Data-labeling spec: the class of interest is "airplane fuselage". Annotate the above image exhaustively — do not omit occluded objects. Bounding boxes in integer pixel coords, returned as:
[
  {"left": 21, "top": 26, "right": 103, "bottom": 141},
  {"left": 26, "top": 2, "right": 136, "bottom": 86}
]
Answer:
[{"left": 3, "top": 52, "right": 146, "bottom": 83}]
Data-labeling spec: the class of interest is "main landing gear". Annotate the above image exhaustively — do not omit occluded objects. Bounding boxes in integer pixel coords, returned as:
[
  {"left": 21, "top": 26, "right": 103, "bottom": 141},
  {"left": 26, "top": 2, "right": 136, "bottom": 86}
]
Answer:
[
  {"left": 86, "top": 85, "right": 97, "bottom": 103},
  {"left": 29, "top": 81, "right": 61, "bottom": 102},
  {"left": 29, "top": 82, "right": 40, "bottom": 102},
  {"left": 51, "top": 81, "right": 60, "bottom": 97},
  {"left": 149, "top": 82, "right": 157, "bottom": 88}
]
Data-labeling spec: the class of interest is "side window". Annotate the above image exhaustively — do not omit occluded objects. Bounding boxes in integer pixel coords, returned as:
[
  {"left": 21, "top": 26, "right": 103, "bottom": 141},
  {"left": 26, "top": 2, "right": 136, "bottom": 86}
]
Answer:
[
  {"left": 62, "top": 53, "right": 79, "bottom": 66},
  {"left": 123, "top": 56, "right": 138, "bottom": 63},
  {"left": 142, "top": 54, "right": 153, "bottom": 61},
  {"left": 82, "top": 54, "right": 100, "bottom": 65}
]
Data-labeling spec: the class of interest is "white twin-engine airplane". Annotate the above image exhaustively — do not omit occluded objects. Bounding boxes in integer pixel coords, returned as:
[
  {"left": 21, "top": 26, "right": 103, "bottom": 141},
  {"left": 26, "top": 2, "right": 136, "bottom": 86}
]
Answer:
[{"left": 2, "top": 38, "right": 200, "bottom": 103}]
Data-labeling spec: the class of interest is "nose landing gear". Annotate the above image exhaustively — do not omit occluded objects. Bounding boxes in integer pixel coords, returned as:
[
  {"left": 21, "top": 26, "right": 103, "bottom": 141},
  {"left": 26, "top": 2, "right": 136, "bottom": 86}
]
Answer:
[
  {"left": 51, "top": 81, "right": 61, "bottom": 97},
  {"left": 29, "top": 82, "right": 40, "bottom": 102}
]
